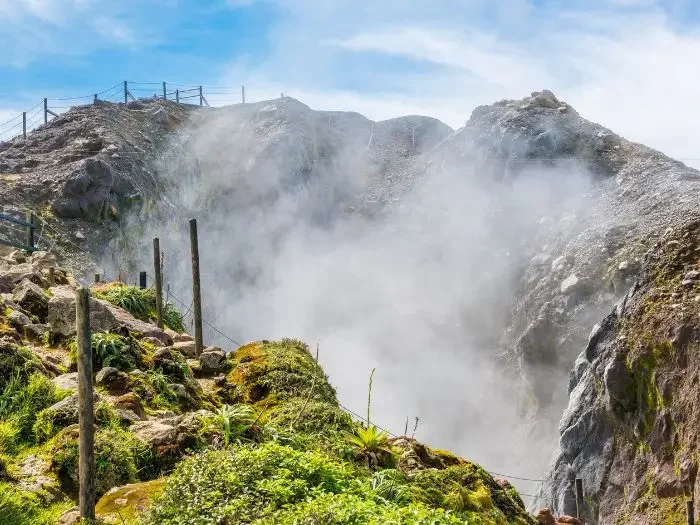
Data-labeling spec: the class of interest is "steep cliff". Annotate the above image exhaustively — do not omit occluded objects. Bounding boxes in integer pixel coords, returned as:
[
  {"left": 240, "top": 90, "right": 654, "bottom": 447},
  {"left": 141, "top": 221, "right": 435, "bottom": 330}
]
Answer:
[{"left": 539, "top": 219, "right": 700, "bottom": 523}]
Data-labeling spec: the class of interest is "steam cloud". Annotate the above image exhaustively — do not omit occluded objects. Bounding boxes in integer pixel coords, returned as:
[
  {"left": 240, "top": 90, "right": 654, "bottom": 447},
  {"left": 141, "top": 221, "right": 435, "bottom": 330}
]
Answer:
[{"left": 108, "top": 100, "right": 594, "bottom": 494}]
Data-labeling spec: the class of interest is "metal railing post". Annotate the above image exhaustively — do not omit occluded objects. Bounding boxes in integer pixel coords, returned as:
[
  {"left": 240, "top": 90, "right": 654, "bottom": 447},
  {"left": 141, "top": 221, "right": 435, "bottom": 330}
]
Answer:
[
  {"left": 163, "top": 81, "right": 167, "bottom": 100},
  {"left": 22, "top": 112, "right": 26, "bottom": 138},
  {"left": 199, "top": 86, "right": 203, "bottom": 106},
  {"left": 176, "top": 89, "right": 179, "bottom": 103},
  {"left": 124, "top": 80, "right": 128, "bottom": 104},
  {"left": 242, "top": 85, "right": 245, "bottom": 104},
  {"left": 43, "top": 98, "right": 48, "bottom": 124}
]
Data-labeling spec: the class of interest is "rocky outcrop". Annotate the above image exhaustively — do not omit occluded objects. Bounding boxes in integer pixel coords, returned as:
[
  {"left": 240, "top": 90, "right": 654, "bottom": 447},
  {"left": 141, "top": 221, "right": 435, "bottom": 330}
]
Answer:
[
  {"left": 47, "top": 285, "right": 169, "bottom": 343},
  {"left": 540, "top": 219, "right": 700, "bottom": 524}
]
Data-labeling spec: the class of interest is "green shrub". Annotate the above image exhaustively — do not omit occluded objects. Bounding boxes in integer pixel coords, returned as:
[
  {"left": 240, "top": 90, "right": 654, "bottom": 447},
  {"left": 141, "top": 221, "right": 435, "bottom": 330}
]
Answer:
[
  {"left": 144, "top": 443, "right": 484, "bottom": 525},
  {"left": 50, "top": 427, "right": 153, "bottom": 497},
  {"left": 144, "top": 443, "right": 358, "bottom": 525}
]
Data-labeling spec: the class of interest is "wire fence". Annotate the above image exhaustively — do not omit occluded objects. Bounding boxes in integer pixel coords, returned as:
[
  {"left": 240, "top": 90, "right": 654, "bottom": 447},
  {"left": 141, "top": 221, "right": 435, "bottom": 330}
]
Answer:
[{"left": 0, "top": 80, "right": 257, "bottom": 144}]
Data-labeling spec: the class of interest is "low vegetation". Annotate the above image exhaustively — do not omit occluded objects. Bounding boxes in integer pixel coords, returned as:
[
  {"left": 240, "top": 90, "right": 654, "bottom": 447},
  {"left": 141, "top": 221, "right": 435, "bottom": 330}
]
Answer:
[{"left": 0, "top": 283, "right": 534, "bottom": 524}]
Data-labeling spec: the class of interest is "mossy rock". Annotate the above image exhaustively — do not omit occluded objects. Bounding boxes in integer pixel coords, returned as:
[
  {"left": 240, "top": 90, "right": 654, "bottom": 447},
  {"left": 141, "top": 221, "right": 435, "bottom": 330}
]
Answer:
[
  {"left": 226, "top": 339, "right": 337, "bottom": 405},
  {"left": 95, "top": 479, "right": 166, "bottom": 524}
]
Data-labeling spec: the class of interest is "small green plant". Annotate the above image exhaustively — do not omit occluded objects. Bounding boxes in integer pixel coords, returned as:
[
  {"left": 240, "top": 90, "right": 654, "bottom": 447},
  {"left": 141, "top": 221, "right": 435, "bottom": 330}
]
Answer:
[
  {"left": 69, "top": 331, "right": 140, "bottom": 371},
  {"left": 344, "top": 424, "right": 391, "bottom": 454},
  {"left": 371, "top": 469, "right": 413, "bottom": 504},
  {"left": 216, "top": 403, "right": 255, "bottom": 446}
]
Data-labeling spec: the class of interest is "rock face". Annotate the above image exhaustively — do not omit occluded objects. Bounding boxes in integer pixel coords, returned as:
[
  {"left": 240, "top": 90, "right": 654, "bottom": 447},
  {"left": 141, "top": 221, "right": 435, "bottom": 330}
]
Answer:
[{"left": 539, "top": 220, "right": 700, "bottom": 524}]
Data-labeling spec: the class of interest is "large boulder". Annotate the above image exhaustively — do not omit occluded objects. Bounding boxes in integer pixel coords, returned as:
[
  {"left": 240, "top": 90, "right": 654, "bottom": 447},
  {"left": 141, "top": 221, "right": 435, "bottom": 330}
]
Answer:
[
  {"left": 130, "top": 421, "right": 177, "bottom": 449},
  {"left": 13, "top": 279, "right": 50, "bottom": 320},
  {"left": 52, "top": 373, "right": 79, "bottom": 392},
  {"left": 172, "top": 340, "right": 196, "bottom": 358},
  {"left": 48, "top": 285, "right": 169, "bottom": 343},
  {"left": 199, "top": 347, "right": 226, "bottom": 372}
]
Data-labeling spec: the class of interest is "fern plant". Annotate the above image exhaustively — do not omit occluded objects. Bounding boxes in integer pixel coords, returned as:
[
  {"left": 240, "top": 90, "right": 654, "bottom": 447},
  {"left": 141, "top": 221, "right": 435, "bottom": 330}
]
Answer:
[
  {"left": 69, "top": 332, "right": 140, "bottom": 371},
  {"left": 217, "top": 404, "right": 255, "bottom": 446}
]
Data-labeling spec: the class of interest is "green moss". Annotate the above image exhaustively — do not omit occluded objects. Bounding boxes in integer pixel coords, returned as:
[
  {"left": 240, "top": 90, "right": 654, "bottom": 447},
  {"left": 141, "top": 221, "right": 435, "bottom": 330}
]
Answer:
[
  {"left": 226, "top": 339, "right": 337, "bottom": 406},
  {"left": 624, "top": 341, "right": 674, "bottom": 438},
  {"left": 95, "top": 478, "right": 165, "bottom": 524}
]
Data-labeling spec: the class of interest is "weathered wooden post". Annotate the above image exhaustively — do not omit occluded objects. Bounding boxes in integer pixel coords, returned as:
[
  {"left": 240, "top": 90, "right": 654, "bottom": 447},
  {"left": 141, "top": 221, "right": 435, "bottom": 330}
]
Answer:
[
  {"left": 153, "top": 238, "right": 164, "bottom": 329},
  {"left": 124, "top": 80, "right": 128, "bottom": 104},
  {"left": 162, "top": 82, "right": 167, "bottom": 100},
  {"left": 688, "top": 500, "right": 695, "bottom": 525},
  {"left": 48, "top": 267, "right": 55, "bottom": 287},
  {"left": 22, "top": 112, "right": 26, "bottom": 138},
  {"left": 24, "top": 211, "right": 34, "bottom": 251},
  {"left": 241, "top": 85, "right": 246, "bottom": 104},
  {"left": 575, "top": 478, "right": 584, "bottom": 523},
  {"left": 43, "top": 98, "right": 48, "bottom": 124},
  {"left": 76, "top": 287, "right": 95, "bottom": 521},
  {"left": 139, "top": 271, "right": 147, "bottom": 290},
  {"left": 189, "top": 219, "right": 203, "bottom": 356}
]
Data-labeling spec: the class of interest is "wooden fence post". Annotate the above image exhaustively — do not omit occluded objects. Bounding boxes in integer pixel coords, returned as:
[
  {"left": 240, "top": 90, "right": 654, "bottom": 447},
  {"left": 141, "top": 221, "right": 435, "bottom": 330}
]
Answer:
[
  {"left": 24, "top": 211, "right": 34, "bottom": 251},
  {"left": 153, "top": 238, "right": 164, "bottom": 329},
  {"left": 575, "top": 478, "right": 584, "bottom": 523},
  {"left": 189, "top": 219, "right": 203, "bottom": 356},
  {"left": 76, "top": 287, "right": 95, "bottom": 521},
  {"left": 139, "top": 271, "right": 147, "bottom": 289},
  {"left": 688, "top": 500, "right": 695, "bottom": 525},
  {"left": 22, "top": 112, "right": 26, "bottom": 138},
  {"left": 43, "top": 98, "right": 48, "bottom": 124}
]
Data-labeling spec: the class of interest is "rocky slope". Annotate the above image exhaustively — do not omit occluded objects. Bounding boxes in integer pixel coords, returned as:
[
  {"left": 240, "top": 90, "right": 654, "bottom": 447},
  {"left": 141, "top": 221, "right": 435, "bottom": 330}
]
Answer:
[
  {"left": 538, "top": 219, "right": 700, "bottom": 524},
  {"left": 0, "top": 245, "right": 537, "bottom": 524},
  {"left": 2, "top": 90, "right": 700, "bottom": 522}
]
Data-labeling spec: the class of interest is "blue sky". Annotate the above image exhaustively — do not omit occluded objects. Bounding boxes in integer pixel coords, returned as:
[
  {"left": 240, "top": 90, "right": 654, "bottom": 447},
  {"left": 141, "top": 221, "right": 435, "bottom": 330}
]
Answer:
[{"left": 2, "top": 0, "right": 700, "bottom": 164}]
